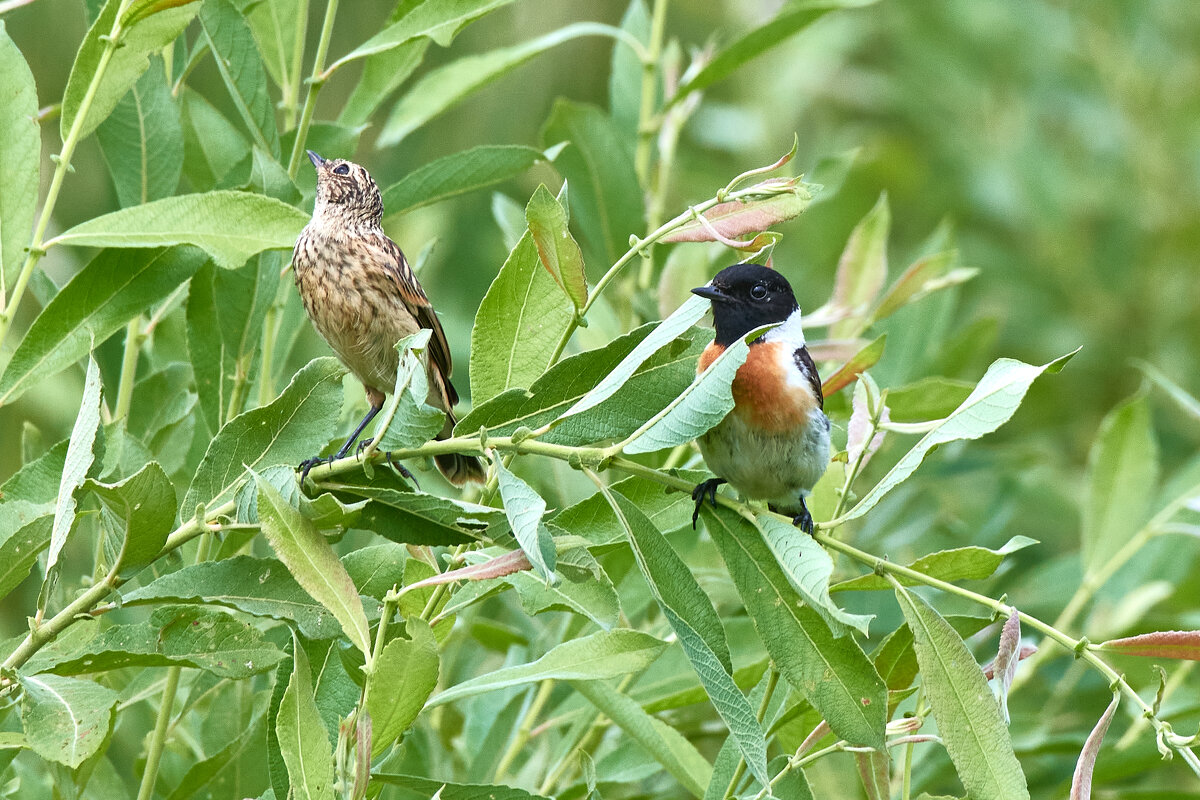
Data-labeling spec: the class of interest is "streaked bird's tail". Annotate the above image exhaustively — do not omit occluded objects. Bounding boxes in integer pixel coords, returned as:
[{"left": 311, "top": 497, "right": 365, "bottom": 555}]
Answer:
[{"left": 434, "top": 413, "right": 486, "bottom": 486}]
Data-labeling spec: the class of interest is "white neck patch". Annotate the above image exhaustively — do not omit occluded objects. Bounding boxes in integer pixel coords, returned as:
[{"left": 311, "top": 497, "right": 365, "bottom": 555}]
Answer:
[{"left": 764, "top": 307, "right": 806, "bottom": 347}]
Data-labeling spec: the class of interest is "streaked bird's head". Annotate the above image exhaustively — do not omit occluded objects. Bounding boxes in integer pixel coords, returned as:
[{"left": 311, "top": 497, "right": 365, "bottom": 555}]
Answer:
[{"left": 307, "top": 151, "right": 383, "bottom": 228}]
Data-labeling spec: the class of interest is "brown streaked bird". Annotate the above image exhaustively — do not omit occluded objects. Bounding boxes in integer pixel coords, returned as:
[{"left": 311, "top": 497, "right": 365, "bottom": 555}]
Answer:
[
  {"left": 293, "top": 151, "right": 485, "bottom": 486},
  {"left": 690, "top": 263, "right": 831, "bottom": 533}
]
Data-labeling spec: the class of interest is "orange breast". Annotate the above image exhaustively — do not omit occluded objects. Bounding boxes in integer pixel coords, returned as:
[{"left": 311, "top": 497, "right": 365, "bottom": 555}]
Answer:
[{"left": 699, "top": 341, "right": 817, "bottom": 433}]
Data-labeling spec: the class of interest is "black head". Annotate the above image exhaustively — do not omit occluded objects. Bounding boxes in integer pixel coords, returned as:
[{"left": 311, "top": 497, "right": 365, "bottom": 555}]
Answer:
[
  {"left": 308, "top": 151, "right": 383, "bottom": 224},
  {"left": 691, "top": 263, "right": 799, "bottom": 346}
]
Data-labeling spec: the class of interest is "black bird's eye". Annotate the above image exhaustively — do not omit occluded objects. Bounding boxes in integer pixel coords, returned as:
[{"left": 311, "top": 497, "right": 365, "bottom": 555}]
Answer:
[
  {"left": 332, "top": 164, "right": 350, "bottom": 175},
  {"left": 750, "top": 284, "right": 768, "bottom": 300}
]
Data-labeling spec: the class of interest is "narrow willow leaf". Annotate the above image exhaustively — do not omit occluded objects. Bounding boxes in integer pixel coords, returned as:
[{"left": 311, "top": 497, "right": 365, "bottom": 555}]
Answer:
[
  {"left": 1070, "top": 695, "right": 1119, "bottom": 800},
  {"left": 505, "top": 547, "right": 620, "bottom": 629},
  {"left": 122, "top": 555, "right": 341, "bottom": 639},
  {"left": 256, "top": 472, "right": 371, "bottom": 657},
  {"left": 429, "top": 629, "right": 667, "bottom": 707},
  {"left": 526, "top": 183, "right": 587, "bottom": 310},
  {"left": 570, "top": 678, "right": 712, "bottom": 799},
  {"left": 0, "top": 246, "right": 207, "bottom": 405},
  {"left": 469, "top": 230, "right": 574, "bottom": 403},
  {"left": 552, "top": 472, "right": 699, "bottom": 546},
  {"left": 0, "top": 22, "right": 40, "bottom": 292},
  {"left": 821, "top": 334, "right": 886, "bottom": 398},
  {"left": 322, "top": 482, "right": 497, "bottom": 545},
  {"left": 758, "top": 515, "right": 874, "bottom": 635},
  {"left": 558, "top": 293, "right": 710, "bottom": 422},
  {"left": 993, "top": 610, "right": 1021, "bottom": 724},
  {"left": 180, "top": 87, "right": 247, "bottom": 189},
  {"left": 872, "top": 251, "right": 962, "bottom": 323},
  {"left": 1083, "top": 393, "right": 1159, "bottom": 577},
  {"left": 622, "top": 324, "right": 756, "bottom": 454},
  {"left": 332, "top": 0, "right": 516, "bottom": 68},
  {"left": 27, "top": 606, "right": 284, "bottom": 678},
  {"left": 379, "top": 22, "right": 620, "bottom": 146},
  {"left": 1097, "top": 630, "right": 1200, "bottom": 660},
  {"left": 339, "top": 33, "right": 427, "bottom": 128},
  {"left": 41, "top": 358, "right": 102, "bottom": 606},
  {"left": 841, "top": 351, "right": 1079, "bottom": 522},
  {"left": 604, "top": 490, "right": 769, "bottom": 787},
  {"left": 662, "top": 184, "right": 813, "bottom": 243},
  {"left": 60, "top": 0, "right": 200, "bottom": 140},
  {"left": 183, "top": 357, "right": 343, "bottom": 513},
  {"left": 1135, "top": 360, "right": 1200, "bottom": 422},
  {"left": 676, "top": 0, "right": 876, "bottom": 100},
  {"left": 495, "top": 459, "right": 557, "bottom": 581},
  {"left": 367, "top": 619, "right": 439, "bottom": 757},
  {"left": 609, "top": 0, "right": 650, "bottom": 135},
  {"left": 276, "top": 637, "right": 335, "bottom": 800},
  {"left": 369, "top": 775, "right": 549, "bottom": 800},
  {"left": 165, "top": 702, "right": 265, "bottom": 800},
  {"left": 20, "top": 674, "right": 117, "bottom": 768},
  {"left": 855, "top": 749, "right": 891, "bottom": 800},
  {"left": 541, "top": 100, "right": 644, "bottom": 269},
  {"left": 893, "top": 584, "right": 1029, "bottom": 800},
  {"left": 243, "top": 0, "right": 302, "bottom": 90},
  {"left": 374, "top": 330, "right": 445, "bottom": 451},
  {"left": 199, "top": 0, "right": 279, "bottom": 156},
  {"left": 832, "top": 536, "right": 1038, "bottom": 592},
  {"left": 704, "top": 505, "right": 886, "bottom": 749},
  {"left": 96, "top": 58, "right": 182, "bottom": 207},
  {"left": 51, "top": 191, "right": 308, "bottom": 268},
  {"left": 0, "top": 511, "right": 51, "bottom": 600},
  {"left": 87, "top": 461, "right": 176, "bottom": 576},
  {"left": 886, "top": 376, "right": 975, "bottom": 423},
  {"left": 382, "top": 145, "right": 544, "bottom": 218},
  {"left": 830, "top": 193, "right": 889, "bottom": 339}
]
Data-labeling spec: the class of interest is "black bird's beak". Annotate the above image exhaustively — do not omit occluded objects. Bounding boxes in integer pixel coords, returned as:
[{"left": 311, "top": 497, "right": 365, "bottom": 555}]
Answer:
[
  {"left": 307, "top": 150, "right": 326, "bottom": 168},
  {"left": 691, "top": 284, "right": 729, "bottom": 303}
]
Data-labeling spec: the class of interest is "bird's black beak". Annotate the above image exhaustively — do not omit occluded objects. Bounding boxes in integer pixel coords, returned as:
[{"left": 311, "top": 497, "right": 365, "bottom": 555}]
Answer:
[
  {"left": 691, "top": 285, "right": 729, "bottom": 303},
  {"left": 307, "top": 150, "right": 326, "bottom": 168}
]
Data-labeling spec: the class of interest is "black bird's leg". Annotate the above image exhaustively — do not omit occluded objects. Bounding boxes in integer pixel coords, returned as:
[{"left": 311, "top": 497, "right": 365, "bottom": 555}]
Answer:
[
  {"left": 791, "top": 496, "right": 814, "bottom": 534},
  {"left": 384, "top": 453, "right": 420, "bottom": 488},
  {"left": 299, "top": 404, "right": 383, "bottom": 484},
  {"left": 691, "top": 478, "right": 727, "bottom": 529}
]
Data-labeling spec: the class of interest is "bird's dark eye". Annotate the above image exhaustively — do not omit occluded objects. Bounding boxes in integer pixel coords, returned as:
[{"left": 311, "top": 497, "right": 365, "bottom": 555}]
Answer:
[
  {"left": 332, "top": 164, "right": 350, "bottom": 175},
  {"left": 750, "top": 284, "right": 768, "bottom": 300}
]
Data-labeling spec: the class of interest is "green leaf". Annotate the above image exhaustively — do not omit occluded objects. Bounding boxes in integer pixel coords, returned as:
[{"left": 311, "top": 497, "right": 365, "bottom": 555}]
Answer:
[
  {"left": 367, "top": 619, "right": 439, "bottom": 757},
  {"left": 830, "top": 193, "right": 889, "bottom": 339},
  {"left": 886, "top": 377, "right": 975, "bottom": 423},
  {"left": 0, "top": 22, "right": 41, "bottom": 293},
  {"left": 20, "top": 674, "right": 117, "bottom": 769},
  {"left": 833, "top": 536, "right": 1039, "bottom": 592},
  {"left": 558, "top": 293, "right": 711, "bottom": 422},
  {"left": 368, "top": 775, "right": 550, "bottom": 800},
  {"left": 27, "top": 606, "right": 284, "bottom": 679},
  {"left": 1083, "top": 393, "right": 1159, "bottom": 576},
  {"left": 87, "top": 461, "right": 176, "bottom": 576},
  {"left": 429, "top": 629, "right": 668, "bottom": 707},
  {"left": 526, "top": 183, "right": 588, "bottom": 310},
  {"left": 42, "top": 357, "right": 103, "bottom": 604},
  {"left": 552, "top": 472, "right": 698, "bottom": 546},
  {"left": 381, "top": 145, "right": 544, "bottom": 218},
  {"left": 324, "top": 482, "right": 500, "bottom": 545},
  {"left": 703, "top": 505, "right": 886, "bottom": 749},
  {"left": 122, "top": 555, "right": 341, "bottom": 639},
  {"left": 378, "top": 23, "right": 621, "bottom": 147},
  {"left": 841, "top": 350, "right": 1079, "bottom": 523},
  {"left": 507, "top": 547, "right": 620, "bottom": 628},
  {"left": 871, "top": 250, "right": 974, "bottom": 323},
  {"left": 96, "top": 57, "right": 182, "bottom": 207},
  {"left": 608, "top": 0, "right": 651, "bottom": 136},
  {"left": 604, "top": 490, "right": 769, "bottom": 787},
  {"left": 256, "top": 472, "right": 371, "bottom": 657},
  {"left": 51, "top": 191, "right": 309, "bottom": 268},
  {"left": 243, "top": 0, "right": 302, "bottom": 90},
  {"left": 339, "top": 35, "right": 428, "bottom": 128},
  {"left": 469, "top": 230, "right": 575, "bottom": 403},
  {"left": 495, "top": 458, "right": 557, "bottom": 581},
  {"left": 676, "top": 0, "right": 875, "bottom": 101},
  {"left": 0, "top": 246, "right": 207, "bottom": 405},
  {"left": 374, "top": 330, "right": 446, "bottom": 451},
  {"left": 893, "top": 584, "right": 1029, "bottom": 800},
  {"left": 199, "top": 0, "right": 280, "bottom": 156},
  {"left": 570, "top": 678, "right": 712, "bottom": 799},
  {"left": 820, "top": 334, "right": 886, "bottom": 398},
  {"left": 183, "top": 357, "right": 344, "bottom": 513},
  {"left": 0, "top": 508, "right": 52, "bottom": 600},
  {"left": 623, "top": 324, "right": 757, "bottom": 454},
  {"left": 187, "top": 254, "right": 280, "bottom": 432},
  {"left": 276, "top": 636, "right": 336, "bottom": 800},
  {"left": 331, "top": 0, "right": 517, "bottom": 69},
  {"left": 180, "top": 87, "right": 247, "bottom": 188},
  {"left": 60, "top": 0, "right": 200, "bottom": 140},
  {"left": 0, "top": 439, "right": 67, "bottom": 506},
  {"left": 165, "top": 701, "right": 266, "bottom": 800},
  {"left": 542, "top": 100, "right": 645, "bottom": 269},
  {"left": 758, "top": 514, "right": 874, "bottom": 635}
]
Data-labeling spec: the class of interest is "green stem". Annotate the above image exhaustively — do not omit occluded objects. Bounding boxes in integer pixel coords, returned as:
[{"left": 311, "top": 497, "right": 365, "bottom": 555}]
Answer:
[
  {"left": 633, "top": 0, "right": 667, "bottom": 186},
  {"left": 494, "top": 679, "right": 555, "bottom": 782},
  {"left": 287, "top": 0, "right": 339, "bottom": 179},
  {"left": 282, "top": 0, "right": 310, "bottom": 131},
  {"left": 113, "top": 317, "right": 143, "bottom": 421},
  {"left": 901, "top": 689, "right": 924, "bottom": 800},
  {"left": 258, "top": 304, "right": 280, "bottom": 407},
  {"left": 0, "top": 0, "right": 137, "bottom": 349}
]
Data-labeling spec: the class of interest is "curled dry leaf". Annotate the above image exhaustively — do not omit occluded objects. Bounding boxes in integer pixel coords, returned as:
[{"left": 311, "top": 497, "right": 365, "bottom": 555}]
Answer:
[
  {"left": 660, "top": 179, "right": 811, "bottom": 244},
  {"left": 1070, "top": 694, "right": 1119, "bottom": 800},
  {"left": 400, "top": 549, "right": 532, "bottom": 595},
  {"left": 982, "top": 644, "right": 1037, "bottom": 680},
  {"left": 1097, "top": 630, "right": 1200, "bottom": 660},
  {"left": 992, "top": 610, "right": 1021, "bottom": 724}
]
